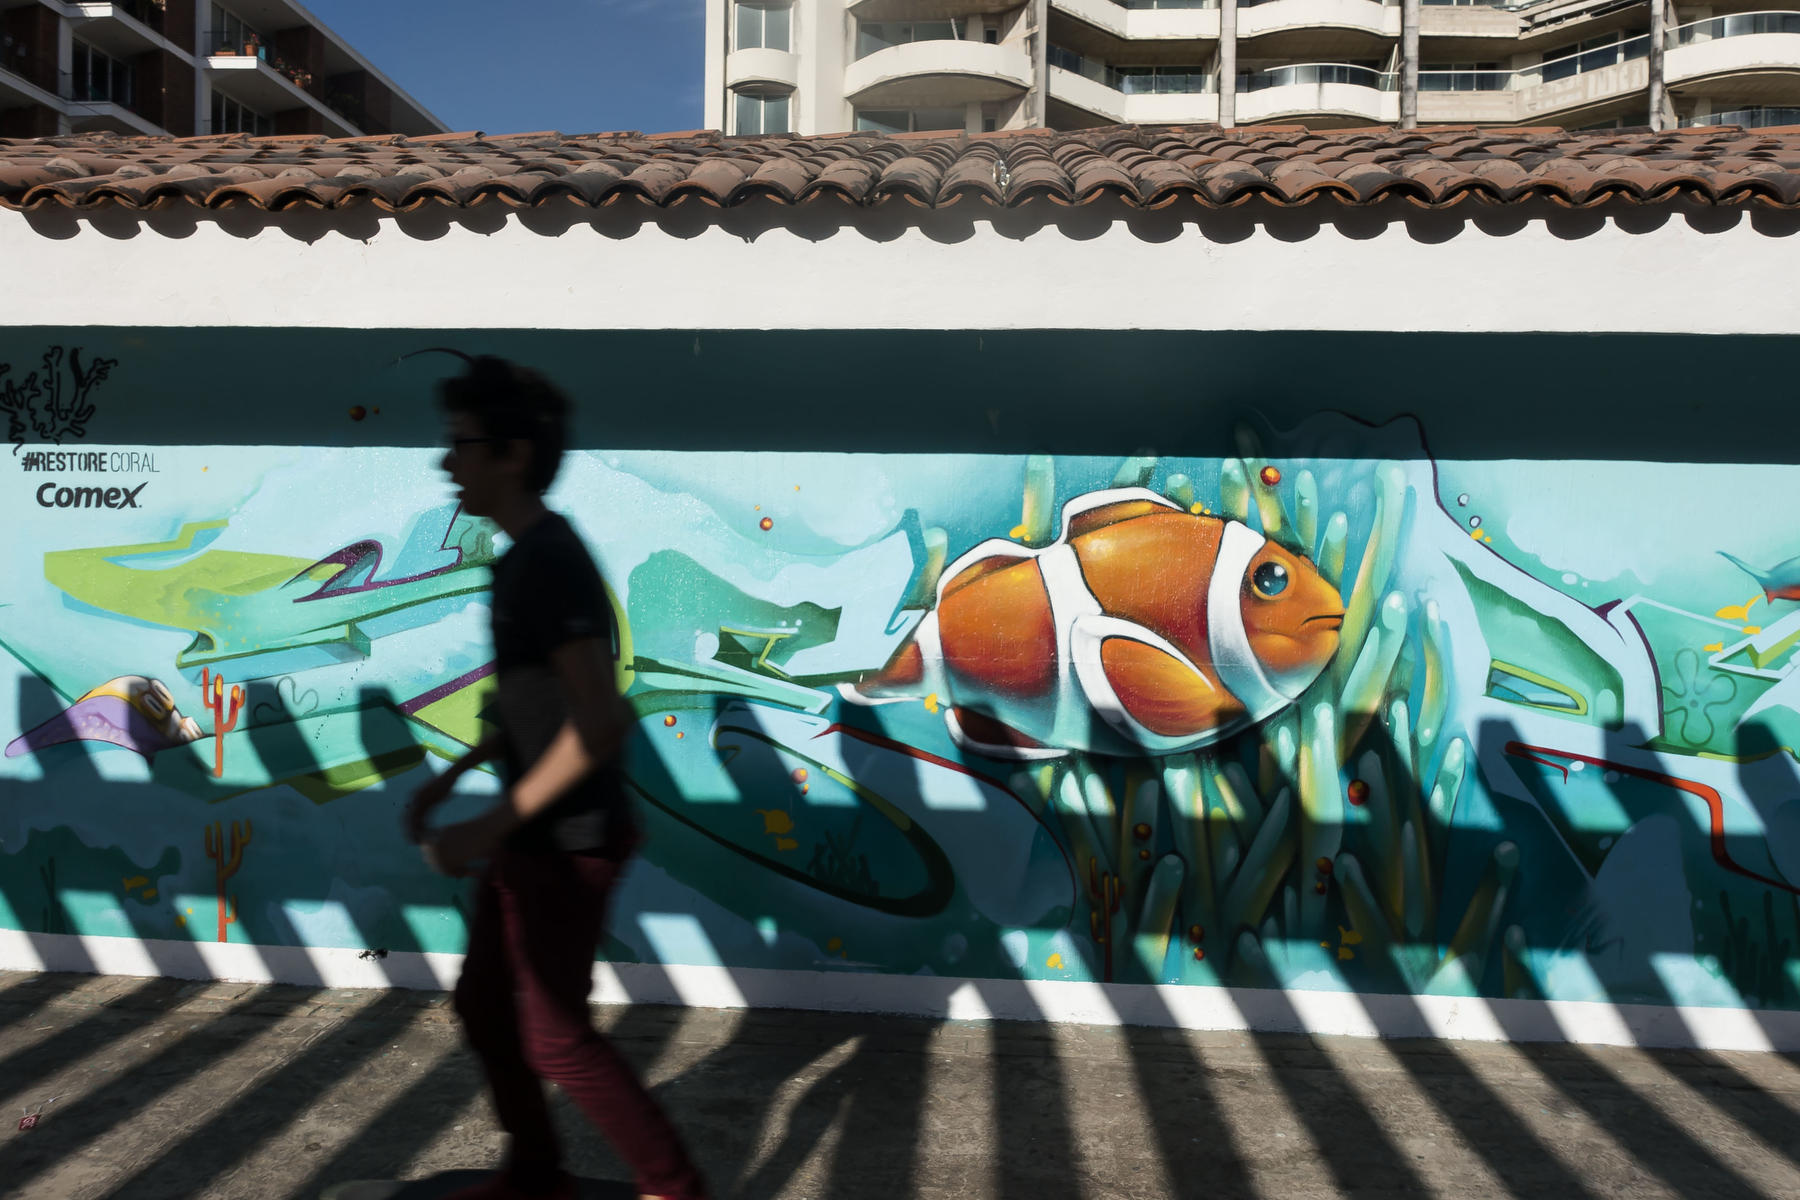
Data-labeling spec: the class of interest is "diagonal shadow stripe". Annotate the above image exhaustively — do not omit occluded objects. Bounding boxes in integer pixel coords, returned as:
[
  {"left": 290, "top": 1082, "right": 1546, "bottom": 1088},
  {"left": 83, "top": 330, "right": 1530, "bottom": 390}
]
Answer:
[
  {"left": 89, "top": 990, "right": 426, "bottom": 1200},
  {"left": 0, "top": 984, "right": 323, "bottom": 1190}
]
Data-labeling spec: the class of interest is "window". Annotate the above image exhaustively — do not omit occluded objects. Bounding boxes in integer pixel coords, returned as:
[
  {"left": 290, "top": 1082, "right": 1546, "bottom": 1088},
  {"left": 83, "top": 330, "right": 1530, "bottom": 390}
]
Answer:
[
  {"left": 856, "top": 20, "right": 962, "bottom": 59},
  {"left": 736, "top": 2, "right": 791, "bottom": 51},
  {"left": 210, "top": 3, "right": 264, "bottom": 54},
  {"left": 1419, "top": 61, "right": 1502, "bottom": 91},
  {"left": 734, "top": 89, "right": 790, "bottom": 135},
  {"left": 70, "top": 40, "right": 133, "bottom": 106},
  {"left": 1541, "top": 31, "right": 1647, "bottom": 82},
  {"left": 1114, "top": 64, "right": 1212, "bottom": 94},
  {"left": 212, "top": 90, "right": 272, "bottom": 135},
  {"left": 853, "top": 107, "right": 966, "bottom": 134}
]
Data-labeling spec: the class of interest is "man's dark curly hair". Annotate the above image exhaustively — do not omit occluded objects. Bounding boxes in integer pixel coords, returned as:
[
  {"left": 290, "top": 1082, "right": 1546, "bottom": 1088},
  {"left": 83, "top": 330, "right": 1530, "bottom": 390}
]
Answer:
[{"left": 437, "top": 355, "right": 569, "bottom": 495}]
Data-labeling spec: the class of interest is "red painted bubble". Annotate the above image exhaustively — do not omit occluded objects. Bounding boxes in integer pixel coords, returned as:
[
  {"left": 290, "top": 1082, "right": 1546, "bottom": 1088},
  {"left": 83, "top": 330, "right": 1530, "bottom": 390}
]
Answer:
[
  {"left": 675, "top": 731, "right": 685, "bottom": 740},
  {"left": 1347, "top": 779, "right": 1370, "bottom": 807},
  {"left": 1132, "top": 822, "right": 1151, "bottom": 841},
  {"left": 1137, "top": 849, "right": 1151, "bottom": 861},
  {"left": 792, "top": 767, "right": 809, "bottom": 784},
  {"left": 759, "top": 517, "right": 773, "bottom": 531},
  {"left": 1314, "top": 880, "right": 1328, "bottom": 895},
  {"left": 1259, "top": 466, "right": 1281, "bottom": 486},
  {"left": 663, "top": 715, "right": 677, "bottom": 727},
  {"left": 1192, "top": 947, "right": 1206, "bottom": 962},
  {"left": 348, "top": 405, "right": 367, "bottom": 421},
  {"left": 1315, "top": 856, "right": 1333, "bottom": 875},
  {"left": 1188, "top": 924, "right": 1204, "bottom": 943}
]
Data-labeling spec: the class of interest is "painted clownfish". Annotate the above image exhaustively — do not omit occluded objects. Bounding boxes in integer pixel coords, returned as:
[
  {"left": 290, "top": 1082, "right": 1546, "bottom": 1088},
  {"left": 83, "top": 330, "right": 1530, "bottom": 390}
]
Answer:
[{"left": 845, "top": 488, "right": 1345, "bottom": 760}]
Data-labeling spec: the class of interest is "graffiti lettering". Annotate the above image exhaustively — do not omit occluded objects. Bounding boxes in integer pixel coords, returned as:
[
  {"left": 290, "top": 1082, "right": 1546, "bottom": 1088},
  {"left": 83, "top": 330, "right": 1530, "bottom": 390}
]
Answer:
[
  {"left": 17, "top": 450, "right": 159, "bottom": 473},
  {"left": 34, "top": 481, "right": 146, "bottom": 509}
]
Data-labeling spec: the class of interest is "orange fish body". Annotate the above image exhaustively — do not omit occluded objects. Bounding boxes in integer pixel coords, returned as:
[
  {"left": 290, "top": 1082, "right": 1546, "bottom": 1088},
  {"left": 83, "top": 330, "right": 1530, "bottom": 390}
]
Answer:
[{"left": 849, "top": 488, "right": 1344, "bottom": 759}]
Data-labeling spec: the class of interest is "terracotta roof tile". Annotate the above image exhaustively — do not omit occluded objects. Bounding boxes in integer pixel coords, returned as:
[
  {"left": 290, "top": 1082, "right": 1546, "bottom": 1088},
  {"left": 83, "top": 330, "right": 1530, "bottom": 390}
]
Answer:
[{"left": 5, "top": 124, "right": 1800, "bottom": 214}]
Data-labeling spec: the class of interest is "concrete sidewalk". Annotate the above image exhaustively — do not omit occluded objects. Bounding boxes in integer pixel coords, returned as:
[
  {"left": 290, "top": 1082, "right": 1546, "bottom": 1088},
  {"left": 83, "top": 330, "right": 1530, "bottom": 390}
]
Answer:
[{"left": 3, "top": 969, "right": 1799, "bottom": 1200}]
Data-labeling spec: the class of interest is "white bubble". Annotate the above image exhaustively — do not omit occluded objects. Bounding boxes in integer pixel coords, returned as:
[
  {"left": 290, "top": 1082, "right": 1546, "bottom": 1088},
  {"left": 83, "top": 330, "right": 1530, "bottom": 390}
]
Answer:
[
  {"left": 1570, "top": 760, "right": 1585, "bottom": 772},
  {"left": 1563, "top": 572, "right": 1579, "bottom": 585},
  {"left": 1457, "top": 493, "right": 1469, "bottom": 506},
  {"left": 1469, "top": 515, "right": 1482, "bottom": 529}
]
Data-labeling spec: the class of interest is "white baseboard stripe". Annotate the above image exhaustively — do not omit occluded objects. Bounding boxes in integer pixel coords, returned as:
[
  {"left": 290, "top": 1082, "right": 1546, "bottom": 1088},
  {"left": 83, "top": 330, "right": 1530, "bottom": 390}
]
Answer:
[{"left": 5, "top": 929, "right": 1795, "bottom": 1052}]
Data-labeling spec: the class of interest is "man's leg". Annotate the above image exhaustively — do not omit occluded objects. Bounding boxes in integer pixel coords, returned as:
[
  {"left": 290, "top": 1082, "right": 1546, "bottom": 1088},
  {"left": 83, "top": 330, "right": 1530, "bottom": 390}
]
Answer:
[
  {"left": 499, "top": 849, "right": 708, "bottom": 1200},
  {"left": 453, "top": 863, "right": 564, "bottom": 1190}
]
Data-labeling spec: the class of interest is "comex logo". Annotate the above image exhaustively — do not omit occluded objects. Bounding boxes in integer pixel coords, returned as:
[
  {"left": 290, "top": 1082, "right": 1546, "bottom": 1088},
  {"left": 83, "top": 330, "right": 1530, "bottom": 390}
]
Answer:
[{"left": 36, "top": 482, "right": 146, "bottom": 509}]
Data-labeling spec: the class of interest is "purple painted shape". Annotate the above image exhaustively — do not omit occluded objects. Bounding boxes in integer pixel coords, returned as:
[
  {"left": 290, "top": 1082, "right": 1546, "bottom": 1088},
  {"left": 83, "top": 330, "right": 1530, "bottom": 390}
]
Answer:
[
  {"left": 401, "top": 662, "right": 497, "bottom": 716},
  {"left": 285, "top": 505, "right": 476, "bottom": 603},
  {"left": 6, "top": 694, "right": 180, "bottom": 761}
]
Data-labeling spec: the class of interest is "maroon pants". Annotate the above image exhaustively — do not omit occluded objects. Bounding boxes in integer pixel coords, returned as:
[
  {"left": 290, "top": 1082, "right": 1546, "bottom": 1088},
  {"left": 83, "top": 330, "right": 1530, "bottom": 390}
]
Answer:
[{"left": 453, "top": 848, "right": 707, "bottom": 1199}]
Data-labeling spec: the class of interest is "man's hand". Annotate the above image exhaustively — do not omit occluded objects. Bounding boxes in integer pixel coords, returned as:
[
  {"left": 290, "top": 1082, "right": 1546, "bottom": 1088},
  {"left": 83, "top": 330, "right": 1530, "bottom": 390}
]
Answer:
[
  {"left": 427, "top": 813, "right": 506, "bottom": 877},
  {"left": 405, "top": 770, "right": 456, "bottom": 844}
]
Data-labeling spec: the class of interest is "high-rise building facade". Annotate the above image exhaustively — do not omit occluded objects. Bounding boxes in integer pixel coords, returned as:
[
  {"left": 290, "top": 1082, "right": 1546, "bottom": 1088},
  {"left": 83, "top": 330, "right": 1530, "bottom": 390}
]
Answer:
[
  {"left": 704, "top": 0, "right": 1800, "bottom": 135},
  {"left": 0, "top": 0, "right": 444, "bottom": 140}
]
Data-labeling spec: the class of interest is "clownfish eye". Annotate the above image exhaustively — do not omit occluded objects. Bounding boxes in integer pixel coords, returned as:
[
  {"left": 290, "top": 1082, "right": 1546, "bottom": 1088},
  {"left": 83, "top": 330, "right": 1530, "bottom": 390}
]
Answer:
[{"left": 1252, "top": 561, "right": 1289, "bottom": 598}]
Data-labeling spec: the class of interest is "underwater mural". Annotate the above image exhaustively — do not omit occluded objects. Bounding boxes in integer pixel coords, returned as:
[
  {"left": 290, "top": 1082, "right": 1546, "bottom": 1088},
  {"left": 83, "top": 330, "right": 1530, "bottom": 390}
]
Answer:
[{"left": 6, "top": 330, "right": 1800, "bottom": 1019}]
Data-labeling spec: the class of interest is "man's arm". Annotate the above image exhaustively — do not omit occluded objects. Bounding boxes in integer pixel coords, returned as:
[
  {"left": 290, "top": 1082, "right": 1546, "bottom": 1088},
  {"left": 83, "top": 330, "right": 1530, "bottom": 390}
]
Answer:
[
  {"left": 431, "top": 637, "right": 628, "bottom": 865},
  {"left": 406, "top": 731, "right": 507, "bottom": 843},
  {"left": 448, "top": 732, "right": 508, "bottom": 778}
]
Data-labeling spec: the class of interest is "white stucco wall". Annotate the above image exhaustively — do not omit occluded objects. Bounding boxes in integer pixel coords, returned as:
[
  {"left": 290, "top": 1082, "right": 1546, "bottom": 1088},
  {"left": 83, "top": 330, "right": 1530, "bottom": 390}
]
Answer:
[{"left": 1, "top": 201, "right": 1796, "bottom": 335}]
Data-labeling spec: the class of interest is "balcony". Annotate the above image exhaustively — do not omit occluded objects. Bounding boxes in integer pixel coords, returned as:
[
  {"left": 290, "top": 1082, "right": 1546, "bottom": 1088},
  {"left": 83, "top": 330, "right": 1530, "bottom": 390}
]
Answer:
[
  {"left": 1047, "top": 62, "right": 1221, "bottom": 122},
  {"left": 1686, "top": 104, "right": 1800, "bottom": 126},
  {"left": 1666, "top": 12, "right": 1800, "bottom": 103},
  {"left": 68, "top": 3, "right": 188, "bottom": 61},
  {"left": 1234, "top": 62, "right": 1399, "bottom": 123},
  {"left": 66, "top": 95, "right": 164, "bottom": 136},
  {"left": 1419, "top": 1, "right": 1519, "bottom": 40},
  {"left": 1238, "top": 0, "right": 1400, "bottom": 42},
  {"left": 844, "top": 39, "right": 1033, "bottom": 107},
  {"left": 726, "top": 46, "right": 801, "bottom": 91},
  {"left": 0, "top": 54, "right": 63, "bottom": 110},
  {"left": 206, "top": 52, "right": 361, "bottom": 136},
  {"left": 1050, "top": 0, "right": 1220, "bottom": 41}
]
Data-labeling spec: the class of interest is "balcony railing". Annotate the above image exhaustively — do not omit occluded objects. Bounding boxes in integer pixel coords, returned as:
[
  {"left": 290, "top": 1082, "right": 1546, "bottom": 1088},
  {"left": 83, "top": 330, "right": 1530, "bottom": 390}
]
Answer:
[
  {"left": 1686, "top": 105, "right": 1800, "bottom": 126},
  {"left": 1669, "top": 10, "right": 1800, "bottom": 45},
  {"left": 0, "top": 50, "right": 64, "bottom": 97},
  {"left": 1240, "top": 62, "right": 1386, "bottom": 90},
  {"left": 1419, "top": 69, "right": 1510, "bottom": 90},
  {"left": 856, "top": 21, "right": 964, "bottom": 61},
  {"left": 1049, "top": 46, "right": 1215, "bottom": 93},
  {"left": 1410, "top": 12, "right": 1800, "bottom": 94}
]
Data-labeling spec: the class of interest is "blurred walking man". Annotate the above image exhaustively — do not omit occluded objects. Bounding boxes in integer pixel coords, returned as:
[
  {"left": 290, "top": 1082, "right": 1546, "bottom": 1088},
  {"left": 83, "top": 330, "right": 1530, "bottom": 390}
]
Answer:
[{"left": 407, "top": 356, "right": 708, "bottom": 1200}]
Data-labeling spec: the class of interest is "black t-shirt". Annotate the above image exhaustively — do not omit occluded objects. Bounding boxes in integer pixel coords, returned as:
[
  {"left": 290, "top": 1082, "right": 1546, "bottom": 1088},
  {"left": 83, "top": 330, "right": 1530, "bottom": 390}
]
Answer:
[{"left": 489, "top": 512, "right": 634, "bottom": 856}]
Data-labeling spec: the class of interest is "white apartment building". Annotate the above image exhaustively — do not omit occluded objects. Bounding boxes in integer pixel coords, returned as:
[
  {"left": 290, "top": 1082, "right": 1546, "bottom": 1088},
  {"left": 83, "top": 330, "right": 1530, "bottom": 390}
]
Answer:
[{"left": 704, "top": 0, "right": 1800, "bottom": 134}]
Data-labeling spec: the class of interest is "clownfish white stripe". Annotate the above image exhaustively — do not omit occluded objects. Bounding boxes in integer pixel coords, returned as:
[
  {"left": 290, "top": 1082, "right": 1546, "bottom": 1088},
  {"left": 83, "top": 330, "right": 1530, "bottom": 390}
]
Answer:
[{"left": 1208, "top": 521, "right": 1291, "bottom": 723}]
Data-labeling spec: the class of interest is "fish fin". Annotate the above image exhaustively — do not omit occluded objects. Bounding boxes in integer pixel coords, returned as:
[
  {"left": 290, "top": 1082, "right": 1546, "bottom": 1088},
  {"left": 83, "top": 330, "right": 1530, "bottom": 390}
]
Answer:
[
  {"left": 1720, "top": 551, "right": 1777, "bottom": 597},
  {"left": 1065, "top": 498, "right": 1182, "bottom": 541},
  {"left": 1072, "top": 615, "right": 1245, "bottom": 741},
  {"left": 946, "top": 707, "right": 1066, "bottom": 761},
  {"left": 849, "top": 638, "right": 925, "bottom": 700},
  {"left": 942, "top": 552, "right": 1031, "bottom": 599}
]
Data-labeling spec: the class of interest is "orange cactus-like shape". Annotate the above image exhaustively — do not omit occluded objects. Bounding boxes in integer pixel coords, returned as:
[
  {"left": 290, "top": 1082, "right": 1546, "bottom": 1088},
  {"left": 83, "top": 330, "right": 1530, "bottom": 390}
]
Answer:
[
  {"left": 199, "top": 667, "right": 243, "bottom": 779},
  {"left": 203, "top": 818, "right": 252, "bottom": 943}
]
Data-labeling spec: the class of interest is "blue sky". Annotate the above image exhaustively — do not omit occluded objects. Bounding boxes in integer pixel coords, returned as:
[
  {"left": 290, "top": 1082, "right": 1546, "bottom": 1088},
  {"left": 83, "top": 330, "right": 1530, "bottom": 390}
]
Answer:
[{"left": 304, "top": 0, "right": 706, "bottom": 136}]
